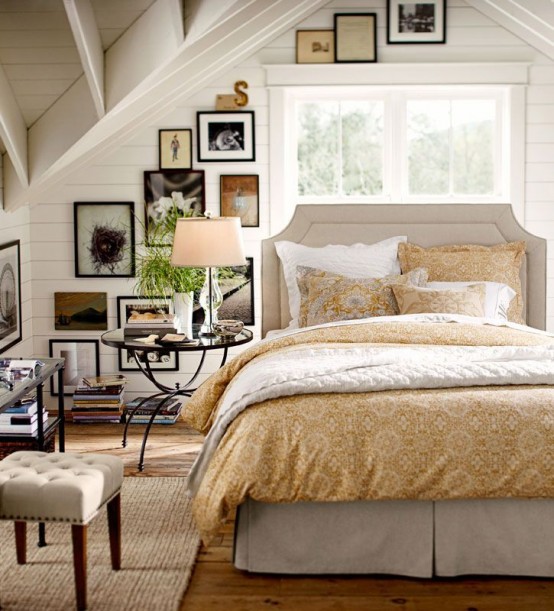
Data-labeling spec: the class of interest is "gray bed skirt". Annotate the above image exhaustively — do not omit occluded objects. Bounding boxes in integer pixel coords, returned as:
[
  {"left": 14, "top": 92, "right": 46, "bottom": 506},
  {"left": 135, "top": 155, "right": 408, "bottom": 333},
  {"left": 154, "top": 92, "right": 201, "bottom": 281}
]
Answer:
[{"left": 234, "top": 498, "right": 554, "bottom": 577}]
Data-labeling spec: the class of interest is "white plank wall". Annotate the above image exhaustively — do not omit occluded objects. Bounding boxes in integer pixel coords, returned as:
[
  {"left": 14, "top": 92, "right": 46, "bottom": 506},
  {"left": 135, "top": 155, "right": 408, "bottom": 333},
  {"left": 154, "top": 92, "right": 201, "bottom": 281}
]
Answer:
[{"left": 19, "top": 0, "right": 554, "bottom": 410}]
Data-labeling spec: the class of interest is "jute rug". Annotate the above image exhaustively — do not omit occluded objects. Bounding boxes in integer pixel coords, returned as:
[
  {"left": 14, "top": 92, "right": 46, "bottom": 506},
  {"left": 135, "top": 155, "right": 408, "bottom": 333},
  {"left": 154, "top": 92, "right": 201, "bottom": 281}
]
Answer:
[{"left": 0, "top": 477, "right": 200, "bottom": 610}]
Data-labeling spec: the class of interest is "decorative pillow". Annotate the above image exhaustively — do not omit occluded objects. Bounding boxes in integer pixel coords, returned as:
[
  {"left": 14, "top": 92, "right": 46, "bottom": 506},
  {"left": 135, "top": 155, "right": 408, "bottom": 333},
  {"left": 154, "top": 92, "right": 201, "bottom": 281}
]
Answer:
[
  {"left": 397, "top": 242, "right": 525, "bottom": 323},
  {"left": 296, "top": 267, "right": 428, "bottom": 328},
  {"left": 392, "top": 284, "right": 487, "bottom": 317},
  {"left": 427, "top": 281, "right": 516, "bottom": 321},
  {"left": 275, "top": 236, "right": 407, "bottom": 328}
]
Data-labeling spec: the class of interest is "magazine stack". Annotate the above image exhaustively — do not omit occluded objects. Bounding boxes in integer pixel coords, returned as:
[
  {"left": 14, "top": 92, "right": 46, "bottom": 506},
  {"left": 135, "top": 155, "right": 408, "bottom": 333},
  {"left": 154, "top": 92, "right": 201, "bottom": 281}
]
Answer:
[
  {"left": 0, "top": 394, "right": 49, "bottom": 436},
  {"left": 124, "top": 310, "right": 177, "bottom": 337},
  {"left": 71, "top": 375, "right": 127, "bottom": 423},
  {"left": 124, "top": 396, "right": 183, "bottom": 424}
]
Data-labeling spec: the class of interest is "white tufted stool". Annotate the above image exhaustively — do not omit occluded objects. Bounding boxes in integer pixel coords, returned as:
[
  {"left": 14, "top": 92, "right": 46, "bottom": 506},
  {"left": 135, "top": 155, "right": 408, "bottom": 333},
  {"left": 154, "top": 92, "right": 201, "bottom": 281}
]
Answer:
[{"left": 0, "top": 451, "right": 124, "bottom": 611}]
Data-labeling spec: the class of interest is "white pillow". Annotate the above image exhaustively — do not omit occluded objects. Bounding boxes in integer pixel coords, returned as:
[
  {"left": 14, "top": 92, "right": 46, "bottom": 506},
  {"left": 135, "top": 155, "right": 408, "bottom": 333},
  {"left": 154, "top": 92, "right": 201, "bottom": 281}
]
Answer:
[
  {"left": 427, "top": 281, "right": 516, "bottom": 321},
  {"left": 275, "top": 236, "right": 407, "bottom": 328}
]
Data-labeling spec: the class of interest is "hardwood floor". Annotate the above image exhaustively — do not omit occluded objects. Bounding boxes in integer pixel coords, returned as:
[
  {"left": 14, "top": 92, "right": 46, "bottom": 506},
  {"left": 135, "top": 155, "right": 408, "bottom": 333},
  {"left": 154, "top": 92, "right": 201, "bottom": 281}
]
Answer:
[{"left": 66, "top": 422, "right": 554, "bottom": 611}]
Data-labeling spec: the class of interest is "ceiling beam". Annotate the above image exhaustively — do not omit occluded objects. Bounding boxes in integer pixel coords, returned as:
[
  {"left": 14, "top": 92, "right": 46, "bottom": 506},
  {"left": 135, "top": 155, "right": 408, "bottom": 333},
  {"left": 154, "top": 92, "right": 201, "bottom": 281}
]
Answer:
[{"left": 63, "top": 0, "right": 105, "bottom": 118}]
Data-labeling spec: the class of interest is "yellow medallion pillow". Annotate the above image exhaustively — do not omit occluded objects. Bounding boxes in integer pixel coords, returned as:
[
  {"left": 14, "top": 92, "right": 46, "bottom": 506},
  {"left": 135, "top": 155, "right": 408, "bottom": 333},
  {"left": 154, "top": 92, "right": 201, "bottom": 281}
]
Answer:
[
  {"left": 397, "top": 241, "right": 525, "bottom": 324},
  {"left": 296, "top": 267, "right": 428, "bottom": 328},
  {"left": 392, "top": 284, "right": 487, "bottom": 317}
]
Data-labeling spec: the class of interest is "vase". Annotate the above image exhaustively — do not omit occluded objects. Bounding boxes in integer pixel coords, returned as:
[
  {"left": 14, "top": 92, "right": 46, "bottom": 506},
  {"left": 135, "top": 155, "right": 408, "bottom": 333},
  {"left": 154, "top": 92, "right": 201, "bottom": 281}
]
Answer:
[{"left": 172, "top": 292, "right": 194, "bottom": 337}]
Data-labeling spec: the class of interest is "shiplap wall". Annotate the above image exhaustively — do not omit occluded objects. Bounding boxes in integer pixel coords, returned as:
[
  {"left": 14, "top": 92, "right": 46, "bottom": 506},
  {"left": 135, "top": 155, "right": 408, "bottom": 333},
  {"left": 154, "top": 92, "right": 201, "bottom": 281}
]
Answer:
[{"left": 1, "top": 0, "right": 552, "bottom": 408}]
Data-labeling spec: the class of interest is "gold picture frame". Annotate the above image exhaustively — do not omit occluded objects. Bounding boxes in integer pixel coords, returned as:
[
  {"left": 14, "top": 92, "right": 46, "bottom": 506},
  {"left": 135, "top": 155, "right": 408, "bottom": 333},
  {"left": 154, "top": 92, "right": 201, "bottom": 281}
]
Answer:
[
  {"left": 334, "top": 13, "right": 377, "bottom": 63},
  {"left": 296, "top": 30, "right": 335, "bottom": 64}
]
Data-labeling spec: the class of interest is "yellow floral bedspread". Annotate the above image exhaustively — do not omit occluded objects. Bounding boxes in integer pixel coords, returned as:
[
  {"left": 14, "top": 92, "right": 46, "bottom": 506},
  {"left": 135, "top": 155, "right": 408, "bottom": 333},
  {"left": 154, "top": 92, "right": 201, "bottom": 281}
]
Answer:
[{"left": 184, "top": 321, "right": 554, "bottom": 542}]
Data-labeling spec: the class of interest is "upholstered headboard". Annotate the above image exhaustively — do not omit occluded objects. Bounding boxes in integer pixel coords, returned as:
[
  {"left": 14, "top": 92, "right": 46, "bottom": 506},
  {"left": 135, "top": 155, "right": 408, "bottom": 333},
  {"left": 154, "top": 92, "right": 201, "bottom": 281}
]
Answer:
[{"left": 261, "top": 204, "right": 546, "bottom": 336}]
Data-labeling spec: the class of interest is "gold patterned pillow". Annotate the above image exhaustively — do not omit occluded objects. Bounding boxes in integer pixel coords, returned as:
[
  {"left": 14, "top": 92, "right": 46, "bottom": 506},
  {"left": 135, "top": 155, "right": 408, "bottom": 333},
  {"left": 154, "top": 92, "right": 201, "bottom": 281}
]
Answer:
[
  {"left": 397, "top": 242, "right": 525, "bottom": 323},
  {"left": 392, "top": 284, "right": 487, "bottom": 317},
  {"left": 296, "top": 267, "right": 428, "bottom": 328}
]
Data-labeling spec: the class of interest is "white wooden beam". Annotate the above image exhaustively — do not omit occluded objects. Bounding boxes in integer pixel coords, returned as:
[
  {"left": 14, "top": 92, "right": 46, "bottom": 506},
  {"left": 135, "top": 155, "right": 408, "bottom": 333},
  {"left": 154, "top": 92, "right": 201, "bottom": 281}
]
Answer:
[{"left": 63, "top": 0, "right": 105, "bottom": 118}]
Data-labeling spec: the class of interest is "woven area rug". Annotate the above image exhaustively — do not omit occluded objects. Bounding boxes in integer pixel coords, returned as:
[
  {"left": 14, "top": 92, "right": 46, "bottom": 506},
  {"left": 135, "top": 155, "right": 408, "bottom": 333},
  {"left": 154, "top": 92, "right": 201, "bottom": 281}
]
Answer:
[{"left": 0, "top": 477, "right": 200, "bottom": 611}]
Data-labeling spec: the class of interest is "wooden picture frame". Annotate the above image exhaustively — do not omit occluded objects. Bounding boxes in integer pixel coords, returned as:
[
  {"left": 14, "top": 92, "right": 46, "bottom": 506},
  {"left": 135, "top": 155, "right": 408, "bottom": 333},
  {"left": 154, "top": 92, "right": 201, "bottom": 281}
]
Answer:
[
  {"left": 54, "top": 292, "right": 108, "bottom": 331},
  {"left": 220, "top": 174, "right": 259, "bottom": 227},
  {"left": 116, "top": 296, "right": 178, "bottom": 372},
  {"left": 159, "top": 129, "right": 192, "bottom": 170},
  {"left": 49, "top": 339, "right": 100, "bottom": 396},
  {"left": 387, "top": 0, "right": 446, "bottom": 44},
  {"left": 74, "top": 202, "right": 135, "bottom": 277},
  {"left": 334, "top": 13, "right": 377, "bottom": 63},
  {"left": 0, "top": 240, "right": 22, "bottom": 354},
  {"left": 197, "top": 111, "right": 256, "bottom": 162},
  {"left": 296, "top": 30, "right": 335, "bottom": 64}
]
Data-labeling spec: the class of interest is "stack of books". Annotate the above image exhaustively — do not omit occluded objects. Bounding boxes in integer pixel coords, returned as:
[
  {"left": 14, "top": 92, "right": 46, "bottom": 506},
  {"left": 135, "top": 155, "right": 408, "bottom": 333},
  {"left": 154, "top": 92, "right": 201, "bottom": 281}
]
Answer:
[
  {"left": 124, "top": 311, "right": 177, "bottom": 337},
  {"left": 0, "top": 396, "right": 49, "bottom": 436},
  {"left": 124, "top": 396, "right": 183, "bottom": 425},
  {"left": 71, "top": 375, "right": 127, "bottom": 424}
]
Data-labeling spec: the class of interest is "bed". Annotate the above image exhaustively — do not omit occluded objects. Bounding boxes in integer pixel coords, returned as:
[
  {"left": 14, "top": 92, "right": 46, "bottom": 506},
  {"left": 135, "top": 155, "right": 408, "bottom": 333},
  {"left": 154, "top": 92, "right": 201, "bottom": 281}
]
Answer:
[{"left": 186, "top": 204, "right": 554, "bottom": 577}]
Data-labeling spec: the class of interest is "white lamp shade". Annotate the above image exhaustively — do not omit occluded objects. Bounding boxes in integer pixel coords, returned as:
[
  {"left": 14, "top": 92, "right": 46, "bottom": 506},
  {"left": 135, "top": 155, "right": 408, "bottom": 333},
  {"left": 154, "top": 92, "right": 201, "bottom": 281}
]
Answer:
[{"left": 171, "top": 217, "right": 246, "bottom": 267}]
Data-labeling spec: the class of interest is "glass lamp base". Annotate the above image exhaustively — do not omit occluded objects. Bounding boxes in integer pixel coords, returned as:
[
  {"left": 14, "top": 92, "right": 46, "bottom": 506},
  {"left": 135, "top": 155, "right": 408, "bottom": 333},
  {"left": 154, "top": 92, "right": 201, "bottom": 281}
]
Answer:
[{"left": 199, "top": 266, "right": 223, "bottom": 337}]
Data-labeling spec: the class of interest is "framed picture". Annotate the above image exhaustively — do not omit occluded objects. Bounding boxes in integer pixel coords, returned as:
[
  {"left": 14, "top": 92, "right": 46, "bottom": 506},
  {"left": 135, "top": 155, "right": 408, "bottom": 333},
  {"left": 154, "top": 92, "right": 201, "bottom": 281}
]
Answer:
[
  {"left": 74, "top": 202, "right": 135, "bottom": 277},
  {"left": 49, "top": 339, "right": 100, "bottom": 396},
  {"left": 159, "top": 129, "right": 192, "bottom": 170},
  {"left": 196, "top": 111, "right": 255, "bottom": 162},
  {"left": 220, "top": 175, "right": 259, "bottom": 227},
  {"left": 296, "top": 30, "right": 335, "bottom": 64},
  {"left": 144, "top": 170, "right": 205, "bottom": 237},
  {"left": 193, "top": 257, "right": 255, "bottom": 326},
  {"left": 0, "top": 240, "right": 22, "bottom": 354},
  {"left": 116, "top": 296, "right": 178, "bottom": 372},
  {"left": 55, "top": 292, "right": 108, "bottom": 331},
  {"left": 387, "top": 0, "right": 446, "bottom": 44},
  {"left": 334, "top": 13, "right": 377, "bottom": 63}
]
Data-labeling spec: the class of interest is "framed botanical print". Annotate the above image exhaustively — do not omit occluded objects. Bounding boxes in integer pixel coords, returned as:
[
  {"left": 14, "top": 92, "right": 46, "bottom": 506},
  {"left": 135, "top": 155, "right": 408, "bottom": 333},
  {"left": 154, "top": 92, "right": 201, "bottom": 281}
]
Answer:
[
  {"left": 197, "top": 111, "right": 255, "bottom": 162},
  {"left": 49, "top": 339, "right": 100, "bottom": 396},
  {"left": 0, "top": 240, "right": 22, "bottom": 354},
  {"left": 159, "top": 129, "right": 192, "bottom": 170},
  {"left": 387, "top": 0, "right": 446, "bottom": 44},
  {"left": 220, "top": 174, "right": 259, "bottom": 227},
  {"left": 74, "top": 202, "right": 135, "bottom": 277}
]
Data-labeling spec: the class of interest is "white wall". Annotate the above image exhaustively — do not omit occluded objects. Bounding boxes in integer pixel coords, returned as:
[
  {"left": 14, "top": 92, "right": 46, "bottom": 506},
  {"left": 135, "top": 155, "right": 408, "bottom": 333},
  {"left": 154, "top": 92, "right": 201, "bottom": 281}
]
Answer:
[{"left": 23, "top": 0, "right": 554, "bottom": 408}]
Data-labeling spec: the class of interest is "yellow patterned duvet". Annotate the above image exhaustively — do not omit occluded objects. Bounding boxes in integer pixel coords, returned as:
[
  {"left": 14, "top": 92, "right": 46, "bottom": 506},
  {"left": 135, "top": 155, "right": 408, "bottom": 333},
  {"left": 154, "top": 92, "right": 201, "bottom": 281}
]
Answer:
[{"left": 185, "top": 316, "right": 554, "bottom": 542}]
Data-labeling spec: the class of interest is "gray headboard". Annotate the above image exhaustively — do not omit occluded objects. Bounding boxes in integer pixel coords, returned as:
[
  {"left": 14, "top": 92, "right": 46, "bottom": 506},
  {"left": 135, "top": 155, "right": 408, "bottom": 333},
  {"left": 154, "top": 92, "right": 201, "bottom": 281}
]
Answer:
[{"left": 261, "top": 204, "right": 546, "bottom": 336}]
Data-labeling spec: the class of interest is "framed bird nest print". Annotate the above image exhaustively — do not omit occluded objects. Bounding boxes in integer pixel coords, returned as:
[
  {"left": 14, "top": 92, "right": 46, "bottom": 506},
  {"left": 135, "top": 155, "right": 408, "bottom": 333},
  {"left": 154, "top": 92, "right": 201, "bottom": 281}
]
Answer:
[
  {"left": 74, "top": 202, "right": 135, "bottom": 277},
  {"left": 0, "top": 240, "right": 22, "bottom": 354},
  {"left": 197, "top": 111, "right": 255, "bottom": 162}
]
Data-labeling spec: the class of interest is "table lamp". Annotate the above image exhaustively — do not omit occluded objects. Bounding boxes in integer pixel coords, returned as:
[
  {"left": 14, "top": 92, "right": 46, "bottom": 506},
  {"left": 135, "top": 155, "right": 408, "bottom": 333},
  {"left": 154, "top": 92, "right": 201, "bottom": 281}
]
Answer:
[{"left": 171, "top": 216, "right": 246, "bottom": 336}]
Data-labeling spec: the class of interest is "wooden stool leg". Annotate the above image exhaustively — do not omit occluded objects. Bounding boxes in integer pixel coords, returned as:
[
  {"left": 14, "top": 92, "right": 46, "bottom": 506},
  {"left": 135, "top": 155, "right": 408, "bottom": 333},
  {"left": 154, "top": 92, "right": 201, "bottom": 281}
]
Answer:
[
  {"left": 107, "top": 493, "right": 121, "bottom": 570},
  {"left": 71, "top": 524, "right": 87, "bottom": 611},
  {"left": 14, "top": 521, "right": 27, "bottom": 564}
]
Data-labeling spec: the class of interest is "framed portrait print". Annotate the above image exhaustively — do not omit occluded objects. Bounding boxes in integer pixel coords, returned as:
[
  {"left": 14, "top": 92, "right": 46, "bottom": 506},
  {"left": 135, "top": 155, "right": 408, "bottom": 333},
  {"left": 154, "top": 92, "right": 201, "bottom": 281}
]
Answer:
[
  {"left": 0, "top": 240, "right": 22, "bottom": 354},
  {"left": 387, "top": 0, "right": 446, "bottom": 44},
  {"left": 197, "top": 111, "right": 255, "bottom": 162},
  {"left": 116, "top": 296, "right": 178, "bottom": 372},
  {"left": 296, "top": 30, "right": 335, "bottom": 64},
  {"left": 159, "top": 129, "right": 192, "bottom": 170},
  {"left": 49, "top": 339, "right": 100, "bottom": 396},
  {"left": 74, "top": 202, "right": 135, "bottom": 277},
  {"left": 144, "top": 170, "right": 205, "bottom": 238},
  {"left": 220, "top": 175, "right": 259, "bottom": 227},
  {"left": 55, "top": 292, "right": 108, "bottom": 331},
  {"left": 334, "top": 13, "right": 377, "bottom": 63}
]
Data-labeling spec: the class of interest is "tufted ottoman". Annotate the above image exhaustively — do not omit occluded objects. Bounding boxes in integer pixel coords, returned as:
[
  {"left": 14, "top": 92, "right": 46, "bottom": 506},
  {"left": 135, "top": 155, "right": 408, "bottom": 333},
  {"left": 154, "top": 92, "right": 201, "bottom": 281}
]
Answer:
[{"left": 0, "top": 451, "right": 124, "bottom": 610}]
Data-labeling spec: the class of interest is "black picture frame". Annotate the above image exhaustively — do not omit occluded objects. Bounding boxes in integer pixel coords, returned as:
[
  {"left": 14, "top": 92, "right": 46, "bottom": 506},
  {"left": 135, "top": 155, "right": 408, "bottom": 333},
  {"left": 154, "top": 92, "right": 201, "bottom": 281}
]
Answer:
[
  {"left": 159, "top": 128, "right": 192, "bottom": 170},
  {"left": 144, "top": 170, "right": 205, "bottom": 238},
  {"left": 74, "top": 202, "right": 135, "bottom": 277},
  {"left": 334, "top": 13, "right": 377, "bottom": 63},
  {"left": 197, "top": 111, "right": 256, "bottom": 162},
  {"left": 220, "top": 174, "right": 260, "bottom": 228},
  {"left": 193, "top": 257, "right": 255, "bottom": 326},
  {"left": 116, "top": 296, "right": 179, "bottom": 372},
  {"left": 386, "top": 0, "right": 446, "bottom": 44},
  {"left": 49, "top": 339, "right": 100, "bottom": 396},
  {"left": 0, "top": 240, "right": 22, "bottom": 354}
]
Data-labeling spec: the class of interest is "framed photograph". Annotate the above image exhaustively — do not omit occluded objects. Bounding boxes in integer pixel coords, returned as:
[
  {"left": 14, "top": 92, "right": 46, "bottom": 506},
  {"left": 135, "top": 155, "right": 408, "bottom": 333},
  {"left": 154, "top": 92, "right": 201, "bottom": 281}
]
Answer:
[
  {"left": 196, "top": 111, "right": 255, "bottom": 162},
  {"left": 387, "top": 0, "right": 446, "bottom": 44},
  {"left": 159, "top": 129, "right": 192, "bottom": 170},
  {"left": 55, "top": 292, "right": 108, "bottom": 331},
  {"left": 296, "top": 30, "right": 335, "bottom": 64},
  {"left": 116, "top": 296, "right": 178, "bottom": 372},
  {"left": 0, "top": 240, "right": 22, "bottom": 354},
  {"left": 220, "top": 175, "right": 259, "bottom": 228},
  {"left": 49, "top": 339, "right": 100, "bottom": 396},
  {"left": 193, "top": 257, "right": 254, "bottom": 326},
  {"left": 74, "top": 202, "right": 135, "bottom": 278},
  {"left": 144, "top": 170, "right": 205, "bottom": 237},
  {"left": 334, "top": 13, "right": 377, "bottom": 63}
]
